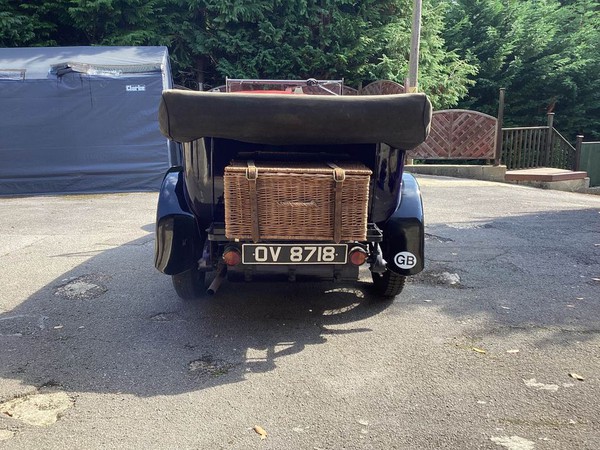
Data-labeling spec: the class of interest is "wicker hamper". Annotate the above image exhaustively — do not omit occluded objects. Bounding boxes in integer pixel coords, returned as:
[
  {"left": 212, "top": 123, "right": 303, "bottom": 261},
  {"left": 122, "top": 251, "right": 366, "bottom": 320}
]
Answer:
[{"left": 224, "top": 161, "right": 372, "bottom": 242}]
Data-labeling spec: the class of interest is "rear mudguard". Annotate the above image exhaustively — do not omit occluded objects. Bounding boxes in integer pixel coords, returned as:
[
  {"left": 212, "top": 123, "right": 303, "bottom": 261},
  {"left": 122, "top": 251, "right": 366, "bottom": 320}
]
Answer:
[
  {"left": 379, "top": 173, "right": 424, "bottom": 276},
  {"left": 154, "top": 167, "right": 204, "bottom": 275}
]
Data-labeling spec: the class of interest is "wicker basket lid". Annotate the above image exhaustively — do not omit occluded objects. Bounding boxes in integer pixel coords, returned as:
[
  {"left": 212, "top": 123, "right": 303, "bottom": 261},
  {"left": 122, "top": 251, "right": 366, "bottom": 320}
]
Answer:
[{"left": 225, "top": 160, "right": 372, "bottom": 175}]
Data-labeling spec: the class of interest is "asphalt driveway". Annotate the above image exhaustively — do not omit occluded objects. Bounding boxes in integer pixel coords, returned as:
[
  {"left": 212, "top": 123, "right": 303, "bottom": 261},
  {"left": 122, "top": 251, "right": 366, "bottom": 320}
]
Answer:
[{"left": 1, "top": 176, "right": 599, "bottom": 449}]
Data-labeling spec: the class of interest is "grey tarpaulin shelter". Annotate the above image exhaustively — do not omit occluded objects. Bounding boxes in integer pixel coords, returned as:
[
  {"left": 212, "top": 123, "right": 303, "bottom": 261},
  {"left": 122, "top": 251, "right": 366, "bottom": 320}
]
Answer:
[{"left": 0, "top": 46, "right": 175, "bottom": 195}]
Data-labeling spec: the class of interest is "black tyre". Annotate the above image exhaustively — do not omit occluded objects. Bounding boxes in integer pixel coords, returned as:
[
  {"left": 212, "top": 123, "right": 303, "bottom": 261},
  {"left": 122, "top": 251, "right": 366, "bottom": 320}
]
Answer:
[
  {"left": 371, "top": 270, "right": 406, "bottom": 299},
  {"left": 171, "top": 267, "right": 206, "bottom": 300}
]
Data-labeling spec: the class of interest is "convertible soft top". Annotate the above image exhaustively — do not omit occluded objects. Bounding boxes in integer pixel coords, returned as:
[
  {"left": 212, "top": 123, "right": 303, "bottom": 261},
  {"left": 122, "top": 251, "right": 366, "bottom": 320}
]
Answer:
[{"left": 158, "top": 90, "right": 432, "bottom": 149}]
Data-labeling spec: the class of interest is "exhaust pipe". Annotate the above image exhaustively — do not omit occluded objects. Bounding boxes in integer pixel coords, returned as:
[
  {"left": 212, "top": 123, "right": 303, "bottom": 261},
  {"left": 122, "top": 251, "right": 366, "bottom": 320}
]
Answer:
[{"left": 207, "top": 264, "right": 227, "bottom": 295}]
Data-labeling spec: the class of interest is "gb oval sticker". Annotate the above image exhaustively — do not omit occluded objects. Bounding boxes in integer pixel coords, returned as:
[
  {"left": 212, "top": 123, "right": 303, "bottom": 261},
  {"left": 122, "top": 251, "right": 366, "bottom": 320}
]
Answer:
[{"left": 394, "top": 251, "right": 417, "bottom": 269}]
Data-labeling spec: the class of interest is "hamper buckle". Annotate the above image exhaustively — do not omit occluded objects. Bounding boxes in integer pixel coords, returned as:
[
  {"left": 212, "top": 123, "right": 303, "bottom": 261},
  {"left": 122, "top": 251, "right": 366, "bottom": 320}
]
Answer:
[
  {"left": 246, "top": 160, "right": 258, "bottom": 180},
  {"left": 328, "top": 163, "right": 346, "bottom": 182}
]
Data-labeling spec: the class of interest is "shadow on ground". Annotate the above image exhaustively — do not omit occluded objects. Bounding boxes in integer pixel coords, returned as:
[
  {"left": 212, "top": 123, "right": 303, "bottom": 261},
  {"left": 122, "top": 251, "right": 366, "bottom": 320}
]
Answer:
[
  {"left": 414, "top": 207, "right": 600, "bottom": 348},
  {"left": 0, "top": 207, "right": 598, "bottom": 399},
  {"left": 0, "top": 227, "right": 391, "bottom": 399}
]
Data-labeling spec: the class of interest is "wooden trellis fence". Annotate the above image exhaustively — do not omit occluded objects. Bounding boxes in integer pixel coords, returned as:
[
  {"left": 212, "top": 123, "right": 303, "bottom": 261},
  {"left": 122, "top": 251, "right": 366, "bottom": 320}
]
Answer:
[
  {"left": 410, "top": 107, "right": 580, "bottom": 171},
  {"left": 408, "top": 109, "right": 498, "bottom": 161}
]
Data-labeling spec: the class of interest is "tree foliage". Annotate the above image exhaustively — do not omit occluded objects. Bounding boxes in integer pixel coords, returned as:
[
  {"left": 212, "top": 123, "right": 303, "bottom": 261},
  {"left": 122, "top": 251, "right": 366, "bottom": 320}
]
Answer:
[
  {"left": 0, "top": 0, "right": 475, "bottom": 108},
  {"left": 1, "top": 0, "right": 597, "bottom": 137},
  {"left": 441, "top": 0, "right": 600, "bottom": 139},
  {"left": 373, "top": 1, "right": 477, "bottom": 108}
]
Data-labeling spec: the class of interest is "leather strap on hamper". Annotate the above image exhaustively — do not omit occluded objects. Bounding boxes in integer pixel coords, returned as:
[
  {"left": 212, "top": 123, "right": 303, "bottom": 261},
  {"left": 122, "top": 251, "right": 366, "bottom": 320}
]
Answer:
[
  {"left": 246, "top": 160, "right": 260, "bottom": 242},
  {"left": 328, "top": 163, "right": 346, "bottom": 243}
]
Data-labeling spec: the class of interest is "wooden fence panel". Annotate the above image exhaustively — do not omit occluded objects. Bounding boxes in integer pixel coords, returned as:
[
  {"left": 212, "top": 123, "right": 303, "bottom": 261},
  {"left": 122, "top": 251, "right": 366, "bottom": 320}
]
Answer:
[
  {"left": 409, "top": 110, "right": 497, "bottom": 159},
  {"left": 360, "top": 80, "right": 405, "bottom": 95}
]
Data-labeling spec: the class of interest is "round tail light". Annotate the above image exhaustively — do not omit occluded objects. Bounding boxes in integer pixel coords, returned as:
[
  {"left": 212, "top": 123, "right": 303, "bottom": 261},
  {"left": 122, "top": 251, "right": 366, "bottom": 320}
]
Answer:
[
  {"left": 349, "top": 247, "right": 368, "bottom": 266},
  {"left": 223, "top": 248, "right": 241, "bottom": 266}
]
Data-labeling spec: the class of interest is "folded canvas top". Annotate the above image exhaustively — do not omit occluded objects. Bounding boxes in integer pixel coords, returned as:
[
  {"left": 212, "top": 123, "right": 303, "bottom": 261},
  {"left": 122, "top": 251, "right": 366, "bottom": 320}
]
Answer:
[{"left": 159, "top": 90, "right": 432, "bottom": 150}]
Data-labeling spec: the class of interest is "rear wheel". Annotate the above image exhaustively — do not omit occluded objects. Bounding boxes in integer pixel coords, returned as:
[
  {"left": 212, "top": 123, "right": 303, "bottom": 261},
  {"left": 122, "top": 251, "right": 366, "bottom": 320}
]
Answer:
[
  {"left": 171, "top": 267, "right": 206, "bottom": 300},
  {"left": 371, "top": 270, "right": 406, "bottom": 299}
]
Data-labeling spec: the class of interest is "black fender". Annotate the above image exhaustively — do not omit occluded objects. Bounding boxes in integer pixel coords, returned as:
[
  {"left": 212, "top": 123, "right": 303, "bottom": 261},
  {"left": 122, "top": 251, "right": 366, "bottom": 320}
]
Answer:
[
  {"left": 379, "top": 173, "right": 424, "bottom": 276},
  {"left": 154, "top": 167, "right": 204, "bottom": 275}
]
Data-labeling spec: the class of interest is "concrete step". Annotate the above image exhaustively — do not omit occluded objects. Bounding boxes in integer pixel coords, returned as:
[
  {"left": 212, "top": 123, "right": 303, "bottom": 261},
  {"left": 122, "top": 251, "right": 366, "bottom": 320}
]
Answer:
[
  {"left": 404, "top": 164, "right": 593, "bottom": 193},
  {"left": 505, "top": 168, "right": 588, "bottom": 182},
  {"left": 505, "top": 168, "right": 590, "bottom": 192}
]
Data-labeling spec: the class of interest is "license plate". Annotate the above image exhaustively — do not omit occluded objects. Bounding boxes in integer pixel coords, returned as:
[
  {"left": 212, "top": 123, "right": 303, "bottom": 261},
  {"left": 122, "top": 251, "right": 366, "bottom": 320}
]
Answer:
[{"left": 242, "top": 244, "right": 347, "bottom": 264}]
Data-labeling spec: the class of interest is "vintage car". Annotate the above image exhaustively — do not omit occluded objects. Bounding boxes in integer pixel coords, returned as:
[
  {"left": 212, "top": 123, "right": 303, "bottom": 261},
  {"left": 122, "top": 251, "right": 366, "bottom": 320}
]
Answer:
[{"left": 155, "top": 79, "right": 431, "bottom": 300}]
